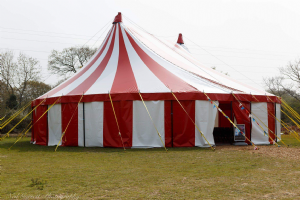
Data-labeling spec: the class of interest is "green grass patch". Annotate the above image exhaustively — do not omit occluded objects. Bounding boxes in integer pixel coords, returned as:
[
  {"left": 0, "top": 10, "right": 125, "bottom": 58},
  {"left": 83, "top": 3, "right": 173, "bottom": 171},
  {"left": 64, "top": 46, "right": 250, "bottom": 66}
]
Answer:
[{"left": 1, "top": 135, "right": 300, "bottom": 199}]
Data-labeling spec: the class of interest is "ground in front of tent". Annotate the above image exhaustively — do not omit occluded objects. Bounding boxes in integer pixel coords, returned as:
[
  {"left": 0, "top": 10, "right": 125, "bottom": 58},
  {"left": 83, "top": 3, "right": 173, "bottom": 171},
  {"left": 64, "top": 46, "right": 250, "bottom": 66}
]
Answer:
[{"left": 1, "top": 135, "right": 300, "bottom": 199}]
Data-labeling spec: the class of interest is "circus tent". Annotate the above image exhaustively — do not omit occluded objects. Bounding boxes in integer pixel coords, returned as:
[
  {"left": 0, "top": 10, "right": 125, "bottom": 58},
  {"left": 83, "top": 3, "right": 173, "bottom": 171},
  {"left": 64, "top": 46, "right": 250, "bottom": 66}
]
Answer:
[{"left": 31, "top": 12, "right": 281, "bottom": 148}]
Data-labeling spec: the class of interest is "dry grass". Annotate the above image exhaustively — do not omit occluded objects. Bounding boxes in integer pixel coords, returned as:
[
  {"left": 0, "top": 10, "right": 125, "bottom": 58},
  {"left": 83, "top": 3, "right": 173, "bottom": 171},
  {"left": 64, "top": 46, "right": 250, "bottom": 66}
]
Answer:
[{"left": 1, "top": 135, "right": 300, "bottom": 199}]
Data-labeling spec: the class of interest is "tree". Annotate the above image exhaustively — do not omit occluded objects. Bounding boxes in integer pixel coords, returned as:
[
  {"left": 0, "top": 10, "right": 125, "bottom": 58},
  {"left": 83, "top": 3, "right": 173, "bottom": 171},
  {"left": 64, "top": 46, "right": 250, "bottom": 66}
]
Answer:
[
  {"left": 21, "top": 81, "right": 52, "bottom": 103},
  {"left": 0, "top": 51, "right": 17, "bottom": 96},
  {"left": 16, "top": 53, "right": 41, "bottom": 106},
  {"left": 6, "top": 94, "right": 18, "bottom": 109},
  {"left": 48, "top": 46, "right": 97, "bottom": 77}
]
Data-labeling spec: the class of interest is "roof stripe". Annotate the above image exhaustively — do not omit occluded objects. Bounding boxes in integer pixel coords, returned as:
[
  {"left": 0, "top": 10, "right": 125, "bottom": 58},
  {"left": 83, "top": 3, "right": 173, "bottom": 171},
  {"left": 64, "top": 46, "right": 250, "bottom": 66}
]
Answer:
[
  {"left": 110, "top": 24, "right": 138, "bottom": 93},
  {"left": 124, "top": 29, "right": 197, "bottom": 93},
  {"left": 67, "top": 24, "right": 117, "bottom": 95},
  {"left": 40, "top": 26, "right": 115, "bottom": 98}
]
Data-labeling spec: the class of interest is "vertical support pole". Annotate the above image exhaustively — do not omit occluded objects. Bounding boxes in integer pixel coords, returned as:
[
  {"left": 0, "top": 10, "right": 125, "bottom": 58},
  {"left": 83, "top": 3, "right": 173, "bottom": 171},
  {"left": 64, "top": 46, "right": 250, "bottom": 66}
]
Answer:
[
  {"left": 250, "top": 101, "right": 252, "bottom": 142},
  {"left": 83, "top": 102, "right": 86, "bottom": 147},
  {"left": 171, "top": 100, "right": 173, "bottom": 147}
]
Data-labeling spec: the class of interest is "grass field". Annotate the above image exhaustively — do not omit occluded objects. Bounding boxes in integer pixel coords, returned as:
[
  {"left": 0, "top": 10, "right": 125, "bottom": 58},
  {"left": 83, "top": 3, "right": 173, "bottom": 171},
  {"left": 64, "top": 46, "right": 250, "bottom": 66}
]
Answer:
[{"left": 1, "top": 135, "right": 300, "bottom": 199}]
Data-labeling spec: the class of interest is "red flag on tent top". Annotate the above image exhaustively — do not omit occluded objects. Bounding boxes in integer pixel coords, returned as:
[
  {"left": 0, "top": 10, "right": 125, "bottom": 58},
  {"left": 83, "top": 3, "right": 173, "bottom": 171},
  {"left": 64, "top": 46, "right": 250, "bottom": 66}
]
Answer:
[
  {"left": 177, "top": 33, "right": 184, "bottom": 44},
  {"left": 113, "top": 12, "right": 122, "bottom": 24}
]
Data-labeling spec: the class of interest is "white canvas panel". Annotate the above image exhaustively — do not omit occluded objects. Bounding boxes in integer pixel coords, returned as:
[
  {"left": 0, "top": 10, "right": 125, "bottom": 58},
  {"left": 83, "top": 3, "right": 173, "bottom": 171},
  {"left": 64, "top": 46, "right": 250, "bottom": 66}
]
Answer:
[
  {"left": 85, "top": 102, "right": 104, "bottom": 147},
  {"left": 48, "top": 104, "right": 62, "bottom": 146},
  {"left": 276, "top": 103, "right": 281, "bottom": 140},
  {"left": 195, "top": 100, "right": 218, "bottom": 147},
  {"left": 78, "top": 103, "right": 84, "bottom": 147},
  {"left": 132, "top": 101, "right": 165, "bottom": 148},
  {"left": 251, "top": 102, "right": 269, "bottom": 145}
]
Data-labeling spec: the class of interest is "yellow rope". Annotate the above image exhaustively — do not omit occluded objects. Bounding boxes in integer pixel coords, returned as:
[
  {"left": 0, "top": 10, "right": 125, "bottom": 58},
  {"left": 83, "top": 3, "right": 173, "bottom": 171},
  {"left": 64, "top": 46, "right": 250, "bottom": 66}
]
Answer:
[
  {"left": 281, "top": 99, "right": 300, "bottom": 122},
  {"left": 108, "top": 92, "right": 126, "bottom": 151},
  {"left": 203, "top": 92, "right": 257, "bottom": 149},
  {"left": 232, "top": 93, "right": 281, "bottom": 147},
  {"left": 138, "top": 92, "right": 168, "bottom": 152},
  {"left": 266, "top": 95, "right": 300, "bottom": 142},
  {"left": 171, "top": 92, "right": 215, "bottom": 151},
  {"left": 0, "top": 116, "right": 5, "bottom": 121},
  {"left": 0, "top": 98, "right": 46, "bottom": 141},
  {"left": 9, "top": 96, "right": 62, "bottom": 150},
  {"left": 55, "top": 94, "right": 84, "bottom": 152},
  {"left": 0, "top": 101, "right": 32, "bottom": 129}
]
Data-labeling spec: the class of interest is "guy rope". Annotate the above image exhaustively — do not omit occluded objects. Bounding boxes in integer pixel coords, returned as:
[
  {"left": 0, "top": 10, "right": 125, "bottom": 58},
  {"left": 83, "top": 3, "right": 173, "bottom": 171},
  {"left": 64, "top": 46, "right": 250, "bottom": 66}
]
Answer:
[
  {"left": 108, "top": 92, "right": 126, "bottom": 151},
  {"left": 55, "top": 94, "right": 84, "bottom": 152},
  {"left": 0, "top": 98, "right": 47, "bottom": 141},
  {"left": 171, "top": 92, "right": 215, "bottom": 151},
  {"left": 9, "top": 96, "right": 62, "bottom": 150},
  {"left": 203, "top": 92, "right": 258, "bottom": 150},
  {"left": 231, "top": 93, "right": 283, "bottom": 147},
  {"left": 138, "top": 92, "right": 168, "bottom": 152}
]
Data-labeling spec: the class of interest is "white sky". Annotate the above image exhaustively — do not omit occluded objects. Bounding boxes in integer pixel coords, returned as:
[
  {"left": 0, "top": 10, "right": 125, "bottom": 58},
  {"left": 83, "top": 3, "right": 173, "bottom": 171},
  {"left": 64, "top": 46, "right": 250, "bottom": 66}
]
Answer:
[{"left": 1, "top": 0, "right": 300, "bottom": 91}]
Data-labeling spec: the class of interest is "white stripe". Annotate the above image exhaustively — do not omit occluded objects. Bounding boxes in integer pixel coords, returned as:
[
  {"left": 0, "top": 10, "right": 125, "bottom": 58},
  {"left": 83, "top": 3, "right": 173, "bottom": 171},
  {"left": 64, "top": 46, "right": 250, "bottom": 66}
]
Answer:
[
  {"left": 52, "top": 26, "right": 116, "bottom": 97},
  {"left": 251, "top": 102, "right": 269, "bottom": 145},
  {"left": 132, "top": 100, "right": 165, "bottom": 148},
  {"left": 195, "top": 100, "right": 218, "bottom": 147},
  {"left": 48, "top": 104, "right": 62, "bottom": 146},
  {"left": 78, "top": 103, "right": 84, "bottom": 147},
  {"left": 86, "top": 24, "right": 120, "bottom": 94},
  {"left": 120, "top": 25, "right": 170, "bottom": 93},
  {"left": 84, "top": 102, "right": 104, "bottom": 147}
]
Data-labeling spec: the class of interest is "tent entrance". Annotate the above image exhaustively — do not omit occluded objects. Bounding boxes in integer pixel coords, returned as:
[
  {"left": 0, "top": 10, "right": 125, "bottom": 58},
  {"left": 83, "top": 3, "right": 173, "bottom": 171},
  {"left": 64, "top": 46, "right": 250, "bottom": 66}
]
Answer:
[{"left": 213, "top": 102, "right": 234, "bottom": 145}]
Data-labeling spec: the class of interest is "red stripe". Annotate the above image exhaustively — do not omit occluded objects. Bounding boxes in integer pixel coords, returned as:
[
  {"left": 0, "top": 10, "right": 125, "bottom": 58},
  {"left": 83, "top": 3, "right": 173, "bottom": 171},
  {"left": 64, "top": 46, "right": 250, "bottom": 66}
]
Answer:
[
  {"left": 267, "top": 102, "right": 276, "bottom": 144},
  {"left": 110, "top": 25, "right": 138, "bottom": 93},
  {"left": 40, "top": 26, "right": 115, "bottom": 98},
  {"left": 164, "top": 100, "right": 172, "bottom": 147},
  {"left": 172, "top": 100, "right": 195, "bottom": 147},
  {"left": 125, "top": 29, "right": 197, "bottom": 92},
  {"left": 34, "top": 105, "right": 48, "bottom": 146},
  {"left": 61, "top": 103, "right": 78, "bottom": 146},
  {"left": 103, "top": 101, "right": 133, "bottom": 147},
  {"left": 232, "top": 101, "right": 251, "bottom": 144},
  {"left": 68, "top": 25, "right": 117, "bottom": 95}
]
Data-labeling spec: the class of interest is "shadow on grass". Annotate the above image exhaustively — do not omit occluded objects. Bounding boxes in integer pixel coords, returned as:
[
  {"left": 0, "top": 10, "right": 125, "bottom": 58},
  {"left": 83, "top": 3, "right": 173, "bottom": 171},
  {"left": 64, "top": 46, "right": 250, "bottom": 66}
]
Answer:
[{"left": 0, "top": 137, "right": 213, "bottom": 153}]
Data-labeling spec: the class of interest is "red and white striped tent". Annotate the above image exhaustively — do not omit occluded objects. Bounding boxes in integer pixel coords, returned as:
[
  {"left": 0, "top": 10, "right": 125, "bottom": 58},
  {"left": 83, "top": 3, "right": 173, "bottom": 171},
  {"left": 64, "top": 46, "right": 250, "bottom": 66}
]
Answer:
[{"left": 31, "top": 12, "right": 281, "bottom": 148}]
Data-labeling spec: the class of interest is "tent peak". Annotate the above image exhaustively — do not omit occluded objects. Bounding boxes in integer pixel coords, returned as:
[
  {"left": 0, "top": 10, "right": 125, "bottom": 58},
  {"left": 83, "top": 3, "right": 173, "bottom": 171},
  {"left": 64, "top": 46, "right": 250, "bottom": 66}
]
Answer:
[
  {"left": 177, "top": 33, "right": 184, "bottom": 44},
  {"left": 113, "top": 12, "right": 122, "bottom": 24}
]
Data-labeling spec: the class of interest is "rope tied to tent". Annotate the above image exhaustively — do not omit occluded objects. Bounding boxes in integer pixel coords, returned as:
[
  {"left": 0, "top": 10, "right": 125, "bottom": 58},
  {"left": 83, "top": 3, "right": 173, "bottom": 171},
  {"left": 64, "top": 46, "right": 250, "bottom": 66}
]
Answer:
[
  {"left": 108, "top": 92, "right": 126, "bottom": 151},
  {"left": 9, "top": 96, "right": 62, "bottom": 150},
  {"left": 171, "top": 92, "right": 215, "bottom": 151},
  {"left": 0, "top": 98, "right": 47, "bottom": 141},
  {"left": 232, "top": 93, "right": 282, "bottom": 147},
  {"left": 138, "top": 92, "right": 168, "bottom": 152},
  {"left": 203, "top": 92, "right": 258, "bottom": 150},
  {"left": 55, "top": 94, "right": 84, "bottom": 152}
]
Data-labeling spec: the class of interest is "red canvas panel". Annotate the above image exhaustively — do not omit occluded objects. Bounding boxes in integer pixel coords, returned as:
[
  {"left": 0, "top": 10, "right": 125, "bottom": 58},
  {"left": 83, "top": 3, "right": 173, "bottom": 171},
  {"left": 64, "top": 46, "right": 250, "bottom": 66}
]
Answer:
[
  {"left": 232, "top": 101, "right": 251, "bottom": 144},
  {"left": 31, "top": 108, "right": 35, "bottom": 142},
  {"left": 33, "top": 105, "right": 48, "bottom": 146},
  {"left": 267, "top": 102, "right": 276, "bottom": 144},
  {"left": 103, "top": 101, "right": 133, "bottom": 148},
  {"left": 172, "top": 100, "right": 195, "bottom": 147},
  {"left": 164, "top": 100, "right": 172, "bottom": 147},
  {"left": 61, "top": 103, "right": 78, "bottom": 146},
  {"left": 218, "top": 102, "right": 233, "bottom": 128}
]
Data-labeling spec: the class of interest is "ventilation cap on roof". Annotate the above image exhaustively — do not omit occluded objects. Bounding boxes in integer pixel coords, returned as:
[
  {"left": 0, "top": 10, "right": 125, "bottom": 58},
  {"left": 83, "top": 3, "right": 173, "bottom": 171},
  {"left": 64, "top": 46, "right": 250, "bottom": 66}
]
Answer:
[
  {"left": 113, "top": 12, "right": 122, "bottom": 24},
  {"left": 177, "top": 33, "right": 184, "bottom": 44}
]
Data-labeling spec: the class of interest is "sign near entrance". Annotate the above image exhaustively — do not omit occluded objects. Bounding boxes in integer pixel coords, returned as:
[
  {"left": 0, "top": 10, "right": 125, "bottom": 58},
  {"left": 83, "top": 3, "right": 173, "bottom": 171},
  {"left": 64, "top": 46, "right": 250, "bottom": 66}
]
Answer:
[{"left": 234, "top": 124, "right": 246, "bottom": 141}]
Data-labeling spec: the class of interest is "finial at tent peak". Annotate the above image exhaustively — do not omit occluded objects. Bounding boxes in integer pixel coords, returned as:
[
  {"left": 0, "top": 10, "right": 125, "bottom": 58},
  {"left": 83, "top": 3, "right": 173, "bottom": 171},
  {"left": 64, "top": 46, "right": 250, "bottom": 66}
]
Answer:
[
  {"left": 113, "top": 12, "right": 122, "bottom": 24},
  {"left": 177, "top": 33, "right": 184, "bottom": 44}
]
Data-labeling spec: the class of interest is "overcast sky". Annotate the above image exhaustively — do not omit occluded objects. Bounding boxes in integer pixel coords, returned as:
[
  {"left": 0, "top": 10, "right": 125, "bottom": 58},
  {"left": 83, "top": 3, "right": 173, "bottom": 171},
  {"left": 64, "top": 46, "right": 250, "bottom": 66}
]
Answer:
[{"left": 1, "top": 0, "right": 300, "bottom": 91}]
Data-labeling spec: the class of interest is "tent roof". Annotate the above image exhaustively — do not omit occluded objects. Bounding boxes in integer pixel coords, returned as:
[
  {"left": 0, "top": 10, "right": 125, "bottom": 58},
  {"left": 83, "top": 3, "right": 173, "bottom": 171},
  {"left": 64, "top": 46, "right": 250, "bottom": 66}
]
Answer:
[{"left": 38, "top": 13, "right": 276, "bottom": 102}]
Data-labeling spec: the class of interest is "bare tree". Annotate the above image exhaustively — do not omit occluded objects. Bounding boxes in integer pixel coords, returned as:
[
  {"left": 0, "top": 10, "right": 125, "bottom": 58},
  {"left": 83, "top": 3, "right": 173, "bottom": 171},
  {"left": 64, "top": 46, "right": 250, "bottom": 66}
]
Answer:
[
  {"left": 264, "top": 59, "right": 300, "bottom": 102},
  {"left": 48, "top": 46, "right": 97, "bottom": 77},
  {"left": 0, "top": 51, "right": 17, "bottom": 95},
  {"left": 16, "top": 53, "right": 41, "bottom": 106}
]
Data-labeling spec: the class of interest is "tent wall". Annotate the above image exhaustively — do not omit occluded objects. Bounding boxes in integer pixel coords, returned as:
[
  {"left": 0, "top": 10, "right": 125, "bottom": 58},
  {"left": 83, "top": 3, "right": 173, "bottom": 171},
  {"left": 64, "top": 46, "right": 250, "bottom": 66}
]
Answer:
[
  {"left": 195, "top": 100, "right": 218, "bottom": 147},
  {"left": 61, "top": 103, "right": 78, "bottom": 146},
  {"left": 276, "top": 103, "right": 281, "bottom": 140},
  {"left": 232, "top": 101, "right": 251, "bottom": 144},
  {"left": 33, "top": 105, "right": 48, "bottom": 146},
  {"left": 251, "top": 102, "right": 270, "bottom": 145},
  {"left": 267, "top": 103, "right": 276, "bottom": 144},
  {"left": 48, "top": 104, "right": 62, "bottom": 146}
]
